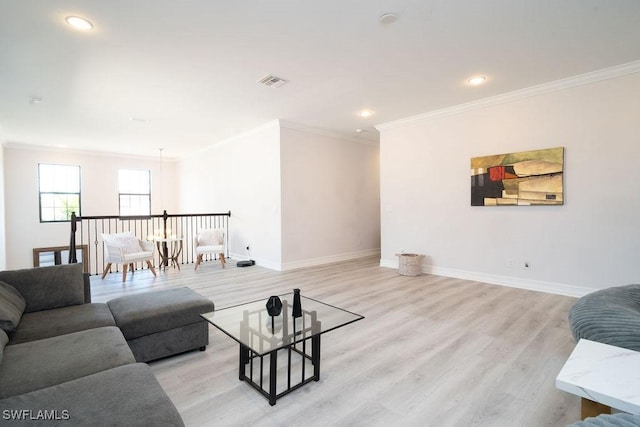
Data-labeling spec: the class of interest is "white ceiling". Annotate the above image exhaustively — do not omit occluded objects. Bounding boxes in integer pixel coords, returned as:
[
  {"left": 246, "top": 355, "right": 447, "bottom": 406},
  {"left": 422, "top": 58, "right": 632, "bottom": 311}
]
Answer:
[{"left": 1, "top": 0, "right": 639, "bottom": 158}]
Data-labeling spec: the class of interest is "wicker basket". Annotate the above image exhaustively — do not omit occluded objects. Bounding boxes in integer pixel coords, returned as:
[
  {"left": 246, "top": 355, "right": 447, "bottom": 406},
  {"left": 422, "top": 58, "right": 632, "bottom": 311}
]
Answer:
[{"left": 396, "top": 253, "right": 425, "bottom": 276}]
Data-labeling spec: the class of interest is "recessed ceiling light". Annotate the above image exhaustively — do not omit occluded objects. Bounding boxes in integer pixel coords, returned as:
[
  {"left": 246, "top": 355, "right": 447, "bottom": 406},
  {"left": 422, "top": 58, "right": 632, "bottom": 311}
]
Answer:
[
  {"left": 359, "top": 110, "right": 374, "bottom": 118},
  {"left": 65, "top": 16, "right": 93, "bottom": 30},
  {"left": 467, "top": 76, "right": 487, "bottom": 86},
  {"left": 379, "top": 13, "right": 399, "bottom": 25},
  {"left": 356, "top": 129, "right": 366, "bottom": 133},
  {"left": 129, "top": 116, "right": 150, "bottom": 123}
]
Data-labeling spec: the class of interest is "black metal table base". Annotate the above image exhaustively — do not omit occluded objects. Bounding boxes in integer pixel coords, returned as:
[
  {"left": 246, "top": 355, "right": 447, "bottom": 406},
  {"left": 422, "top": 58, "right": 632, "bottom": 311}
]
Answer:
[{"left": 238, "top": 335, "right": 321, "bottom": 405}]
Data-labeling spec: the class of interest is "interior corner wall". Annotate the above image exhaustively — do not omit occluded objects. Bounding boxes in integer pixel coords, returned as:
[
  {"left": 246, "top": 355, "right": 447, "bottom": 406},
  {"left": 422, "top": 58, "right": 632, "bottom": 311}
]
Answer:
[
  {"left": 0, "top": 146, "right": 6, "bottom": 270},
  {"left": 3, "top": 146, "right": 177, "bottom": 269},
  {"left": 176, "top": 121, "right": 282, "bottom": 269},
  {"left": 379, "top": 72, "right": 640, "bottom": 297},
  {"left": 279, "top": 126, "right": 380, "bottom": 270}
]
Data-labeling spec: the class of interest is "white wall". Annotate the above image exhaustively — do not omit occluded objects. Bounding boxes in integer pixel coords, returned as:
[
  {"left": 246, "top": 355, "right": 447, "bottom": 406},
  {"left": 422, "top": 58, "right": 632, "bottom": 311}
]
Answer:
[
  {"left": 176, "top": 120, "right": 381, "bottom": 271},
  {"left": 280, "top": 123, "right": 380, "bottom": 269},
  {"left": 3, "top": 145, "right": 177, "bottom": 269},
  {"left": 379, "top": 71, "right": 640, "bottom": 297},
  {"left": 177, "top": 121, "right": 282, "bottom": 269}
]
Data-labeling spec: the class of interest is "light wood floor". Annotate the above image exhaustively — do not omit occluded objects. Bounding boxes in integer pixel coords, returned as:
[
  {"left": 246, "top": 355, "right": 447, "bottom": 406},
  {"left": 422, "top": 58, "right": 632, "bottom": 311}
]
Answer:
[{"left": 91, "top": 256, "right": 581, "bottom": 427}]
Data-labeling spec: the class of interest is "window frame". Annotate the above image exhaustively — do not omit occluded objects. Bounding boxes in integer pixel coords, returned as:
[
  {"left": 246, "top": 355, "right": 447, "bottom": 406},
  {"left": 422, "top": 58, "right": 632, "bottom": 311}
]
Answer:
[
  {"left": 38, "top": 163, "right": 82, "bottom": 223},
  {"left": 118, "top": 169, "right": 152, "bottom": 217}
]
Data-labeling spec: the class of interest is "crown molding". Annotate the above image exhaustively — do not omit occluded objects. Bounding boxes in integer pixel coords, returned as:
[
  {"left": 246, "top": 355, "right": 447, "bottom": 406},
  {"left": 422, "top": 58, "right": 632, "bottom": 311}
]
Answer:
[
  {"left": 279, "top": 119, "right": 379, "bottom": 146},
  {"left": 376, "top": 60, "right": 640, "bottom": 131},
  {"left": 188, "top": 119, "right": 281, "bottom": 157},
  {"left": 184, "top": 118, "right": 380, "bottom": 160},
  {"left": 2, "top": 141, "right": 179, "bottom": 162}
]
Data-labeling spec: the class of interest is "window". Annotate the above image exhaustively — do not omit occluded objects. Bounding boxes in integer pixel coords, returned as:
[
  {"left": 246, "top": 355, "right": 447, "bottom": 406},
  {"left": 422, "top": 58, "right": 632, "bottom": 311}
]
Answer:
[
  {"left": 119, "top": 169, "right": 151, "bottom": 216},
  {"left": 38, "top": 164, "right": 81, "bottom": 222}
]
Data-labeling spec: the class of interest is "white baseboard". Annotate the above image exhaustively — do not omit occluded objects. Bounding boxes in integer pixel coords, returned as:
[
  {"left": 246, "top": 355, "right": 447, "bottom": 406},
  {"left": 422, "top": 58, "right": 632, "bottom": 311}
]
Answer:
[
  {"left": 228, "top": 252, "right": 281, "bottom": 271},
  {"left": 379, "top": 258, "right": 592, "bottom": 298},
  {"left": 229, "top": 250, "right": 381, "bottom": 271},
  {"left": 279, "top": 249, "right": 381, "bottom": 272}
]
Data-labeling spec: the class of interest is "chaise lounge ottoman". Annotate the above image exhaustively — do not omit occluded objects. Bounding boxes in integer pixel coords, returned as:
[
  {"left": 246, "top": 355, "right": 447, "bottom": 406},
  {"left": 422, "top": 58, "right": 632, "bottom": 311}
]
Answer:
[{"left": 107, "top": 287, "right": 214, "bottom": 362}]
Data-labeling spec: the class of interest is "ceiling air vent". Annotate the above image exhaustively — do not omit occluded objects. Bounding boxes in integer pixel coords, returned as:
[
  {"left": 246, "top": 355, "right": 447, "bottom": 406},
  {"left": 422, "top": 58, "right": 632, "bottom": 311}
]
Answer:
[{"left": 257, "top": 74, "right": 288, "bottom": 88}]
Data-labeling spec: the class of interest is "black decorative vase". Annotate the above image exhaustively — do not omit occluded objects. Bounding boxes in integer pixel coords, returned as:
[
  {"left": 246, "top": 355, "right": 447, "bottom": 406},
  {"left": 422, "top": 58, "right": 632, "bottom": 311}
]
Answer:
[
  {"left": 266, "top": 296, "right": 282, "bottom": 316},
  {"left": 292, "top": 288, "right": 302, "bottom": 318},
  {"left": 266, "top": 296, "right": 283, "bottom": 333}
]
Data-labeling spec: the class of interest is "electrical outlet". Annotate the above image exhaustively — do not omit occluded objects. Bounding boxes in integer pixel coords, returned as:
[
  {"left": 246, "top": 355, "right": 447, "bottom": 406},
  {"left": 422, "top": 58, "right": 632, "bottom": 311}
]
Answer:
[{"left": 523, "top": 261, "right": 531, "bottom": 270}]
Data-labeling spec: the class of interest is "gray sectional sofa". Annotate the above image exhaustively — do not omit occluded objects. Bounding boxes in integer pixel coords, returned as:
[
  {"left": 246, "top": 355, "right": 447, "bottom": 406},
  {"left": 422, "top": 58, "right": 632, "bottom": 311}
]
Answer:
[{"left": 0, "top": 263, "right": 208, "bottom": 426}]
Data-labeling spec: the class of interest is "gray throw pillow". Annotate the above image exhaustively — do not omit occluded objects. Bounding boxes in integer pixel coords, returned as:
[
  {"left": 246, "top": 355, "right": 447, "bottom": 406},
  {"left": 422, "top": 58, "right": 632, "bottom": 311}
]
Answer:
[{"left": 0, "top": 280, "right": 26, "bottom": 332}]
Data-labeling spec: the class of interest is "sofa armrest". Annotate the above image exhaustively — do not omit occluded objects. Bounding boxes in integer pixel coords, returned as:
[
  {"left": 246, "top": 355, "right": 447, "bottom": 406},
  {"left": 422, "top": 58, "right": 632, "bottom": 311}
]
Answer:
[
  {"left": 104, "top": 242, "right": 126, "bottom": 262},
  {"left": 139, "top": 239, "right": 154, "bottom": 253},
  {"left": 83, "top": 272, "right": 91, "bottom": 303},
  {"left": 0, "top": 264, "right": 85, "bottom": 313}
]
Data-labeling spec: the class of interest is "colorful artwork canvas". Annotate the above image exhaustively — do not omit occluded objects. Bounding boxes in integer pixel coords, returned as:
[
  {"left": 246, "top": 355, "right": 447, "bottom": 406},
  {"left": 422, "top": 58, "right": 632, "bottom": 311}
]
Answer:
[{"left": 471, "top": 147, "right": 564, "bottom": 206}]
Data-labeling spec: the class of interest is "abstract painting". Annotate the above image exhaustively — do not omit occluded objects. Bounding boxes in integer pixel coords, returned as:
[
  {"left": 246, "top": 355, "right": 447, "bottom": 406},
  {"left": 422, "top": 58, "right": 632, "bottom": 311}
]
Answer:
[{"left": 471, "top": 147, "right": 564, "bottom": 206}]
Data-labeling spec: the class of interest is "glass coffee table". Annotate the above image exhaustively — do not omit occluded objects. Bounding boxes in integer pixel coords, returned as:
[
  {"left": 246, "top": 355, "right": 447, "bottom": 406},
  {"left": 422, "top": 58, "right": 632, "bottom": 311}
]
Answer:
[{"left": 201, "top": 293, "right": 364, "bottom": 405}]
